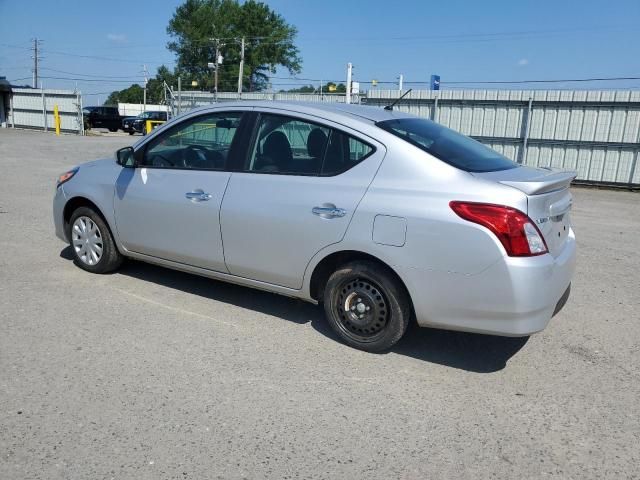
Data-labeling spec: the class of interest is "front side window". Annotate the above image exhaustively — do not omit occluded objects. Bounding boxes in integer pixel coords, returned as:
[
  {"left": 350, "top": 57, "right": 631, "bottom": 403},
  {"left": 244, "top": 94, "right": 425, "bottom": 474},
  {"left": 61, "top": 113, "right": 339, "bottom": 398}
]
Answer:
[
  {"left": 377, "top": 117, "right": 518, "bottom": 173},
  {"left": 142, "top": 112, "right": 242, "bottom": 170},
  {"left": 246, "top": 114, "right": 374, "bottom": 176}
]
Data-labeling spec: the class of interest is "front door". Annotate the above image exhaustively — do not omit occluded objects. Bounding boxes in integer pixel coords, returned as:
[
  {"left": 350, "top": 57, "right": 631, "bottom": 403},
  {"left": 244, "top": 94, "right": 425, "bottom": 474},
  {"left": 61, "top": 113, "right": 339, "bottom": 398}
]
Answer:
[
  {"left": 220, "top": 111, "right": 385, "bottom": 289},
  {"left": 114, "top": 111, "right": 245, "bottom": 272}
]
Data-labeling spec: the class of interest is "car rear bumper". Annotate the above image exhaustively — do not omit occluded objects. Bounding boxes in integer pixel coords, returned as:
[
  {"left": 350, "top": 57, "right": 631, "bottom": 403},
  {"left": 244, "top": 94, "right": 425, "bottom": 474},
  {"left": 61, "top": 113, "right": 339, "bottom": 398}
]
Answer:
[{"left": 401, "top": 229, "right": 576, "bottom": 336}]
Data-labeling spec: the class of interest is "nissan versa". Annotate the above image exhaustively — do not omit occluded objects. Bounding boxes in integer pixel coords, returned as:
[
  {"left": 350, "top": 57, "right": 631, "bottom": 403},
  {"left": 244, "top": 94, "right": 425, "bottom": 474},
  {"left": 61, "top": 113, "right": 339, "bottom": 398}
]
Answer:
[{"left": 53, "top": 102, "right": 576, "bottom": 352}]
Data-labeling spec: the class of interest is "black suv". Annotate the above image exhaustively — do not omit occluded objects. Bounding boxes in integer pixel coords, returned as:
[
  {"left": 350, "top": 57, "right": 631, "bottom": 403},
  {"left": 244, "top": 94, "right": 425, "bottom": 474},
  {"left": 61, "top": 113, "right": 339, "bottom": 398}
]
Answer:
[
  {"left": 83, "top": 106, "right": 123, "bottom": 132},
  {"left": 122, "top": 111, "right": 168, "bottom": 135}
]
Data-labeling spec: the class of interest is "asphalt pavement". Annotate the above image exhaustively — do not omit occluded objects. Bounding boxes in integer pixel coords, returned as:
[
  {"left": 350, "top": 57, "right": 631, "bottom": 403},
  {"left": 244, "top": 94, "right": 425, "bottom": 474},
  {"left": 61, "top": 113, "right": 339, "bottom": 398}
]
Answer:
[{"left": 1, "top": 128, "right": 638, "bottom": 479}]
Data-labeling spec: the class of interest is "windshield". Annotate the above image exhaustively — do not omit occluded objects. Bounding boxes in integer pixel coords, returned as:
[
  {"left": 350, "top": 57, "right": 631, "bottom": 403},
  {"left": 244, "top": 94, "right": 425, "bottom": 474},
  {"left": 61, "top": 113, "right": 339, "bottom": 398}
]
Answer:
[
  {"left": 377, "top": 118, "right": 518, "bottom": 173},
  {"left": 138, "top": 112, "right": 153, "bottom": 119}
]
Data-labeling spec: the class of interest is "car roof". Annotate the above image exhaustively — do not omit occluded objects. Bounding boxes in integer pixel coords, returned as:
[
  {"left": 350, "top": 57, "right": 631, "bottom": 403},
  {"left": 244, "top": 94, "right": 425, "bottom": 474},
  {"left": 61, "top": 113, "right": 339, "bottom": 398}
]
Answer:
[{"left": 188, "top": 100, "right": 415, "bottom": 124}]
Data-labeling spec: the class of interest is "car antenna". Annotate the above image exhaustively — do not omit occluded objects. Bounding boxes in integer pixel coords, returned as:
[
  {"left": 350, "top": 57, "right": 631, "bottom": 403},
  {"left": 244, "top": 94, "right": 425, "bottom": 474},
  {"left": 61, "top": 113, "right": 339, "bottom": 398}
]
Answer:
[{"left": 384, "top": 88, "right": 413, "bottom": 111}]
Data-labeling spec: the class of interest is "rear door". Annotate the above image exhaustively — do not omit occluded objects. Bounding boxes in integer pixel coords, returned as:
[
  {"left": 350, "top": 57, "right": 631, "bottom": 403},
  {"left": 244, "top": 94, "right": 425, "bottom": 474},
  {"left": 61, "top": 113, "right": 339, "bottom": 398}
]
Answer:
[{"left": 220, "top": 110, "right": 385, "bottom": 289}]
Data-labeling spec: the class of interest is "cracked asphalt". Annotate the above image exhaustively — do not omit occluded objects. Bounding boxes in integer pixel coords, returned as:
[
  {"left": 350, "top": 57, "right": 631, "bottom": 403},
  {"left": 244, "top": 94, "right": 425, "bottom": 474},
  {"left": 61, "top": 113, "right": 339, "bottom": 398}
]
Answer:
[{"left": 1, "top": 128, "right": 639, "bottom": 479}]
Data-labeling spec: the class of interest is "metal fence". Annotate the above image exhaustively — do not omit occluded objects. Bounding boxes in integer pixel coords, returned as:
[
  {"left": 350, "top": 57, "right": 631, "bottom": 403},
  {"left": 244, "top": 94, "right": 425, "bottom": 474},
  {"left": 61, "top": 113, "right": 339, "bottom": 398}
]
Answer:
[
  {"left": 3, "top": 85, "right": 638, "bottom": 187},
  {"left": 365, "top": 89, "right": 640, "bottom": 187},
  {"left": 7, "top": 88, "right": 83, "bottom": 134},
  {"left": 169, "top": 90, "right": 351, "bottom": 113}
]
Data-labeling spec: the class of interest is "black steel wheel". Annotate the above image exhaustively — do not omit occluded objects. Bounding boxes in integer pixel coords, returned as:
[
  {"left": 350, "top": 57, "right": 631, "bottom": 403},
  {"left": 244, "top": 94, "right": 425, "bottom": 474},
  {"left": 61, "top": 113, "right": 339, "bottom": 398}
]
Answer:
[{"left": 323, "top": 260, "right": 411, "bottom": 352}]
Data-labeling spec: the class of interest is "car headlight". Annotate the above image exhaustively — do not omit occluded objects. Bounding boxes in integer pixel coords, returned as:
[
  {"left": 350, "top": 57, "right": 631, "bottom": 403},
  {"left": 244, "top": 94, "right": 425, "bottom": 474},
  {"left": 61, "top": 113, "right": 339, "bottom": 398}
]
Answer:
[{"left": 57, "top": 167, "right": 79, "bottom": 188}]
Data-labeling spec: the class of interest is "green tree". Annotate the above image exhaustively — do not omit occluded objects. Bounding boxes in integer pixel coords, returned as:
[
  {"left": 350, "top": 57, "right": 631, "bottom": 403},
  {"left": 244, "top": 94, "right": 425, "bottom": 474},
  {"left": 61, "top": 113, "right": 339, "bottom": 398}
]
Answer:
[
  {"left": 104, "top": 84, "right": 144, "bottom": 105},
  {"left": 166, "top": 0, "right": 301, "bottom": 92},
  {"left": 104, "top": 66, "right": 197, "bottom": 107}
]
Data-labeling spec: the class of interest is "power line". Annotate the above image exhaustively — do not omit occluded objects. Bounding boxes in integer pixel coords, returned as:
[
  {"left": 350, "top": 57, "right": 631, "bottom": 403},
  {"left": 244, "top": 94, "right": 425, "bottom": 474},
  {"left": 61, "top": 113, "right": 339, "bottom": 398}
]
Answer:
[
  {"left": 441, "top": 77, "right": 640, "bottom": 85},
  {"left": 38, "top": 76, "right": 145, "bottom": 83},
  {"left": 40, "top": 67, "right": 145, "bottom": 79},
  {"left": 43, "top": 48, "right": 173, "bottom": 65}
]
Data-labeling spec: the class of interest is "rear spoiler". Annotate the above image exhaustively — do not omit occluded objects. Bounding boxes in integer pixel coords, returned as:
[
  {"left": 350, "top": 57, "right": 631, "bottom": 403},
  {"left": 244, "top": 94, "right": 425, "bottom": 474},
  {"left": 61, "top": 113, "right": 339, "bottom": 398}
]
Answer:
[{"left": 500, "top": 169, "right": 577, "bottom": 195}]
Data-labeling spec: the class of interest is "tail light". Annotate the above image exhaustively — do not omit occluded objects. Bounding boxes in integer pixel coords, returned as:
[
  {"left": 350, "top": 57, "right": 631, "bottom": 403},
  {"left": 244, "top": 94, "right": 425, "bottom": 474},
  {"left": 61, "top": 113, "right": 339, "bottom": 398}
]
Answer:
[{"left": 449, "top": 201, "right": 548, "bottom": 257}]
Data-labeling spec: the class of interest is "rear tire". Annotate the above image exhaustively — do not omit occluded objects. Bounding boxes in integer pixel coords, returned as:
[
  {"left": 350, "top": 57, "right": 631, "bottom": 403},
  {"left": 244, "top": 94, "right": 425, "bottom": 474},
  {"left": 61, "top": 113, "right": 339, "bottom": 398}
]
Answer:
[
  {"left": 323, "top": 260, "right": 411, "bottom": 352},
  {"left": 68, "top": 206, "right": 123, "bottom": 274},
  {"left": 108, "top": 127, "right": 118, "bottom": 132}
]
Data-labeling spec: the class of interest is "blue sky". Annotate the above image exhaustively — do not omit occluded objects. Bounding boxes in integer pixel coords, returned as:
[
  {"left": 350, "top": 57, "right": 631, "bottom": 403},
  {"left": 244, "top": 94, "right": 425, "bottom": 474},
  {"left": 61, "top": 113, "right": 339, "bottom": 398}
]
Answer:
[{"left": 1, "top": 0, "right": 639, "bottom": 104}]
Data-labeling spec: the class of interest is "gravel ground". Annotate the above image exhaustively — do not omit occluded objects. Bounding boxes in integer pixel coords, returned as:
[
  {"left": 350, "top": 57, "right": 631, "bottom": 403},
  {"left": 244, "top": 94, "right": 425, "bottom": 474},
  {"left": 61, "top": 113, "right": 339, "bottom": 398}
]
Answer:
[{"left": 1, "top": 128, "right": 638, "bottom": 479}]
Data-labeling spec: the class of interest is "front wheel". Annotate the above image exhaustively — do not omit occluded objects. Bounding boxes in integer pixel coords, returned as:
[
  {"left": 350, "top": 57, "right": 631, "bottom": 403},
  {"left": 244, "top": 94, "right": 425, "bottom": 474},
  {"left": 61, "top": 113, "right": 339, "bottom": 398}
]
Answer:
[
  {"left": 68, "top": 207, "right": 123, "bottom": 274},
  {"left": 323, "top": 261, "right": 411, "bottom": 352}
]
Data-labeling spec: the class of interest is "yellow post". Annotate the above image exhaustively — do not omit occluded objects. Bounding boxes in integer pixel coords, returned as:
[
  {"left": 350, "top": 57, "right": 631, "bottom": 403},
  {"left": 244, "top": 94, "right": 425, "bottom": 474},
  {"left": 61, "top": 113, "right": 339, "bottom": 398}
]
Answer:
[{"left": 53, "top": 104, "right": 61, "bottom": 136}]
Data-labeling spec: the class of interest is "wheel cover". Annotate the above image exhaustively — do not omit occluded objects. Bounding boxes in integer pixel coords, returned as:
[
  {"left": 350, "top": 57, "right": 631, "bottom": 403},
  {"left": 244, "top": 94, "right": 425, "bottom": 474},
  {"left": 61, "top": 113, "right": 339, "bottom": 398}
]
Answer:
[
  {"left": 71, "top": 216, "right": 103, "bottom": 266},
  {"left": 335, "top": 277, "right": 389, "bottom": 342}
]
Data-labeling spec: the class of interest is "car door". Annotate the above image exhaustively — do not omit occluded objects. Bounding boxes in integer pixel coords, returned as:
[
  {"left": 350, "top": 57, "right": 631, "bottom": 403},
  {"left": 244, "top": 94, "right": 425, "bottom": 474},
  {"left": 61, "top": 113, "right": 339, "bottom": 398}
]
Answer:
[
  {"left": 220, "top": 110, "right": 385, "bottom": 289},
  {"left": 114, "top": 110, "right": 247, "bottom": 271},
  {"left": 93, "top": 107, "right": 105, "bottom": 128}
]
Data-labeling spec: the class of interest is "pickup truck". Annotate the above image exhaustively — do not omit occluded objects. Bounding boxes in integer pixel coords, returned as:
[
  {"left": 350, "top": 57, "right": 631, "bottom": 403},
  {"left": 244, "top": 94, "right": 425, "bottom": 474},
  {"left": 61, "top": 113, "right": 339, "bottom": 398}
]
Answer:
[{"left": 82, "top": 106, "right": 123, "bottom": 132}]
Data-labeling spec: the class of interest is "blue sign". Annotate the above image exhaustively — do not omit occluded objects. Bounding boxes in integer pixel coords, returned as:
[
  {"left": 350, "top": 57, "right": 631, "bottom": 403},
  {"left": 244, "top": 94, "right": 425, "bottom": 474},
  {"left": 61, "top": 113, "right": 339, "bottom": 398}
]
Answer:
[{"left": 431, "top": 75, "right": 441, "bottom": 91}]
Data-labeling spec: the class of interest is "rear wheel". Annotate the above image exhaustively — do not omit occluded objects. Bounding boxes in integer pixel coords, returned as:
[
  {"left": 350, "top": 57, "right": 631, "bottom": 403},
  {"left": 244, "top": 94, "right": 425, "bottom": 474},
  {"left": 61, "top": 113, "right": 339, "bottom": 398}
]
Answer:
[
  {"left": 323, "top": 261, "right": 411, "bottom": 352},
  {"left": 108, "top": 127, "right": 118, "bottom": 132},
  {"left": 68, "top": 207, "right": 123, "bottom": 274}
]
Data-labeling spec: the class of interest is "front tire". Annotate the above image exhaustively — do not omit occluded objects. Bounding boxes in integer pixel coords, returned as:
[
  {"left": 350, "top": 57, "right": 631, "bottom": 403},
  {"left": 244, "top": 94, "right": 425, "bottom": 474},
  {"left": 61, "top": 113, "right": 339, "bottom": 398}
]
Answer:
[
  {"left": 323, "top": 261, "right": 411, "bottom": 352},
  {"left": 68, "top": 207, "right": 123, "bottom": 274}
]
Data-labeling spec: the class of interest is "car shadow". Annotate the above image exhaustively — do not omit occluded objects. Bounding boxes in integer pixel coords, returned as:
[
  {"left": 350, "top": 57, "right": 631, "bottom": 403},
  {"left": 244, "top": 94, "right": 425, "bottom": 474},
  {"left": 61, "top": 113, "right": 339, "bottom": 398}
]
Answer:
[{"left": 60, "top": 247, "right": 528, "bottom": 372}]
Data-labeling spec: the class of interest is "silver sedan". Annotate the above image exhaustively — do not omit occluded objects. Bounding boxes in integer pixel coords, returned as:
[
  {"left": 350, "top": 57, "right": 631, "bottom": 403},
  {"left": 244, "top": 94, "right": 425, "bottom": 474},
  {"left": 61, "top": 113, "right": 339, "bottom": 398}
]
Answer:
[{"left": 53, "top": 101, "right": 576, "bottom": 352}]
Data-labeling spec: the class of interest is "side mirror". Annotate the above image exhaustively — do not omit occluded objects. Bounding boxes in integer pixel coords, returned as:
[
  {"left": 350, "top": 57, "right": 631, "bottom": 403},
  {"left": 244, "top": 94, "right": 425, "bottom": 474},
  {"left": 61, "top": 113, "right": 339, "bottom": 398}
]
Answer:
[{"left": 116, "top": 146, "right": 136, "bottom": 168}]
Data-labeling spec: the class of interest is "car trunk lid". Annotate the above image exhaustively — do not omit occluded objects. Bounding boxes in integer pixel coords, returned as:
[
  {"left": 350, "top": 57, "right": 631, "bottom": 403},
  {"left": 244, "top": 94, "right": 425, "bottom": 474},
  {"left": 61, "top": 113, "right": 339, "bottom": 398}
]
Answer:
[{"left": 472, "top": 166, "right": 576, "bottom": 257}]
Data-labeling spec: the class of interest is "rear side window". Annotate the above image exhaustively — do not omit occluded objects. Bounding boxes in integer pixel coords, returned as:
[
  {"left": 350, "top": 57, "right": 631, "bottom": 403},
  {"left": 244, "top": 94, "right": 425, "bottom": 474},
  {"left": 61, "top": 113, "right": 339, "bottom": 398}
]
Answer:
[
  {"left": 377, "top": 118, "right": 518, "bottom": 173},
  {"left": 321, "top": 130, "right": 374, "bottom": 176},
  {"left": 246, "top": 113, "right": 375, "bottom": 176}
]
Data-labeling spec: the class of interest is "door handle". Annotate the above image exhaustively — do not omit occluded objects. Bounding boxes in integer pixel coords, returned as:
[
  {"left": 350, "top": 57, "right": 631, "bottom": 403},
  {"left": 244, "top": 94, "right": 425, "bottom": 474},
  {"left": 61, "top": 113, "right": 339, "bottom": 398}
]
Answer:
[
  {"left": 185, "top": 190, "right": 212, "bottom": 202},
  {"left": 312, "top": 205, "right": 347, "bottom": 219}
]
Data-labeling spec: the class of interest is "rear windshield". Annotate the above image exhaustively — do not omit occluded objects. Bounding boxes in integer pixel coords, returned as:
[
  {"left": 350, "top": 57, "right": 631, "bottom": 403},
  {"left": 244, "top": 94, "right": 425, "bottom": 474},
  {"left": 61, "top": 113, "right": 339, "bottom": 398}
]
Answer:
[{"left": 377, "top": 118, "right": 518, "bottom": 172}]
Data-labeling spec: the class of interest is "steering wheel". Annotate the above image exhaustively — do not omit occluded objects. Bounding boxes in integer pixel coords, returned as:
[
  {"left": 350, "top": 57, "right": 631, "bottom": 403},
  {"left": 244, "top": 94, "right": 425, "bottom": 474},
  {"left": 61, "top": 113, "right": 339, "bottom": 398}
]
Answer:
[
  {"left": 182, "top": 145, "right": 208, "bottom": 168},
  {"left": 149, "top": 153, "right": 174, "bottom": 168}
]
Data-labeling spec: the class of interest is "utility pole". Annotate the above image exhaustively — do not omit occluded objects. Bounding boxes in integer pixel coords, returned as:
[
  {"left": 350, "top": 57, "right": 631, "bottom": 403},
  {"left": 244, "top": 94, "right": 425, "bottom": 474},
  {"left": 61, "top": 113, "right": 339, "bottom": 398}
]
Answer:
[
  {"left": 237, "top": 37, "right": 245, "bottom": 97},
  {"left": 398, "top": 74, "right": 404, "bottom": 92},
  {"left": 209, "top": 38, "right": 224, "bottom": 100},
  {"left": 31, "top": 38, "right": 42, "bottom": 89},
  {"left": 142, "top": 64, "right": 148, "bottom": 113},
  {"left": 345, "top": 62, "right": 353, "bottom": 104}
]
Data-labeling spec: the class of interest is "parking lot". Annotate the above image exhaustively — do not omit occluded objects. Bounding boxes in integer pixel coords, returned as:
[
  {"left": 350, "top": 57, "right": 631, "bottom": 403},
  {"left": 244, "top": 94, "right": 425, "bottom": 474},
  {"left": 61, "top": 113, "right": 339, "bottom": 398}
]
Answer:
[{"left": 0, "top": 128, "right": 638, "bottom": 479}]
